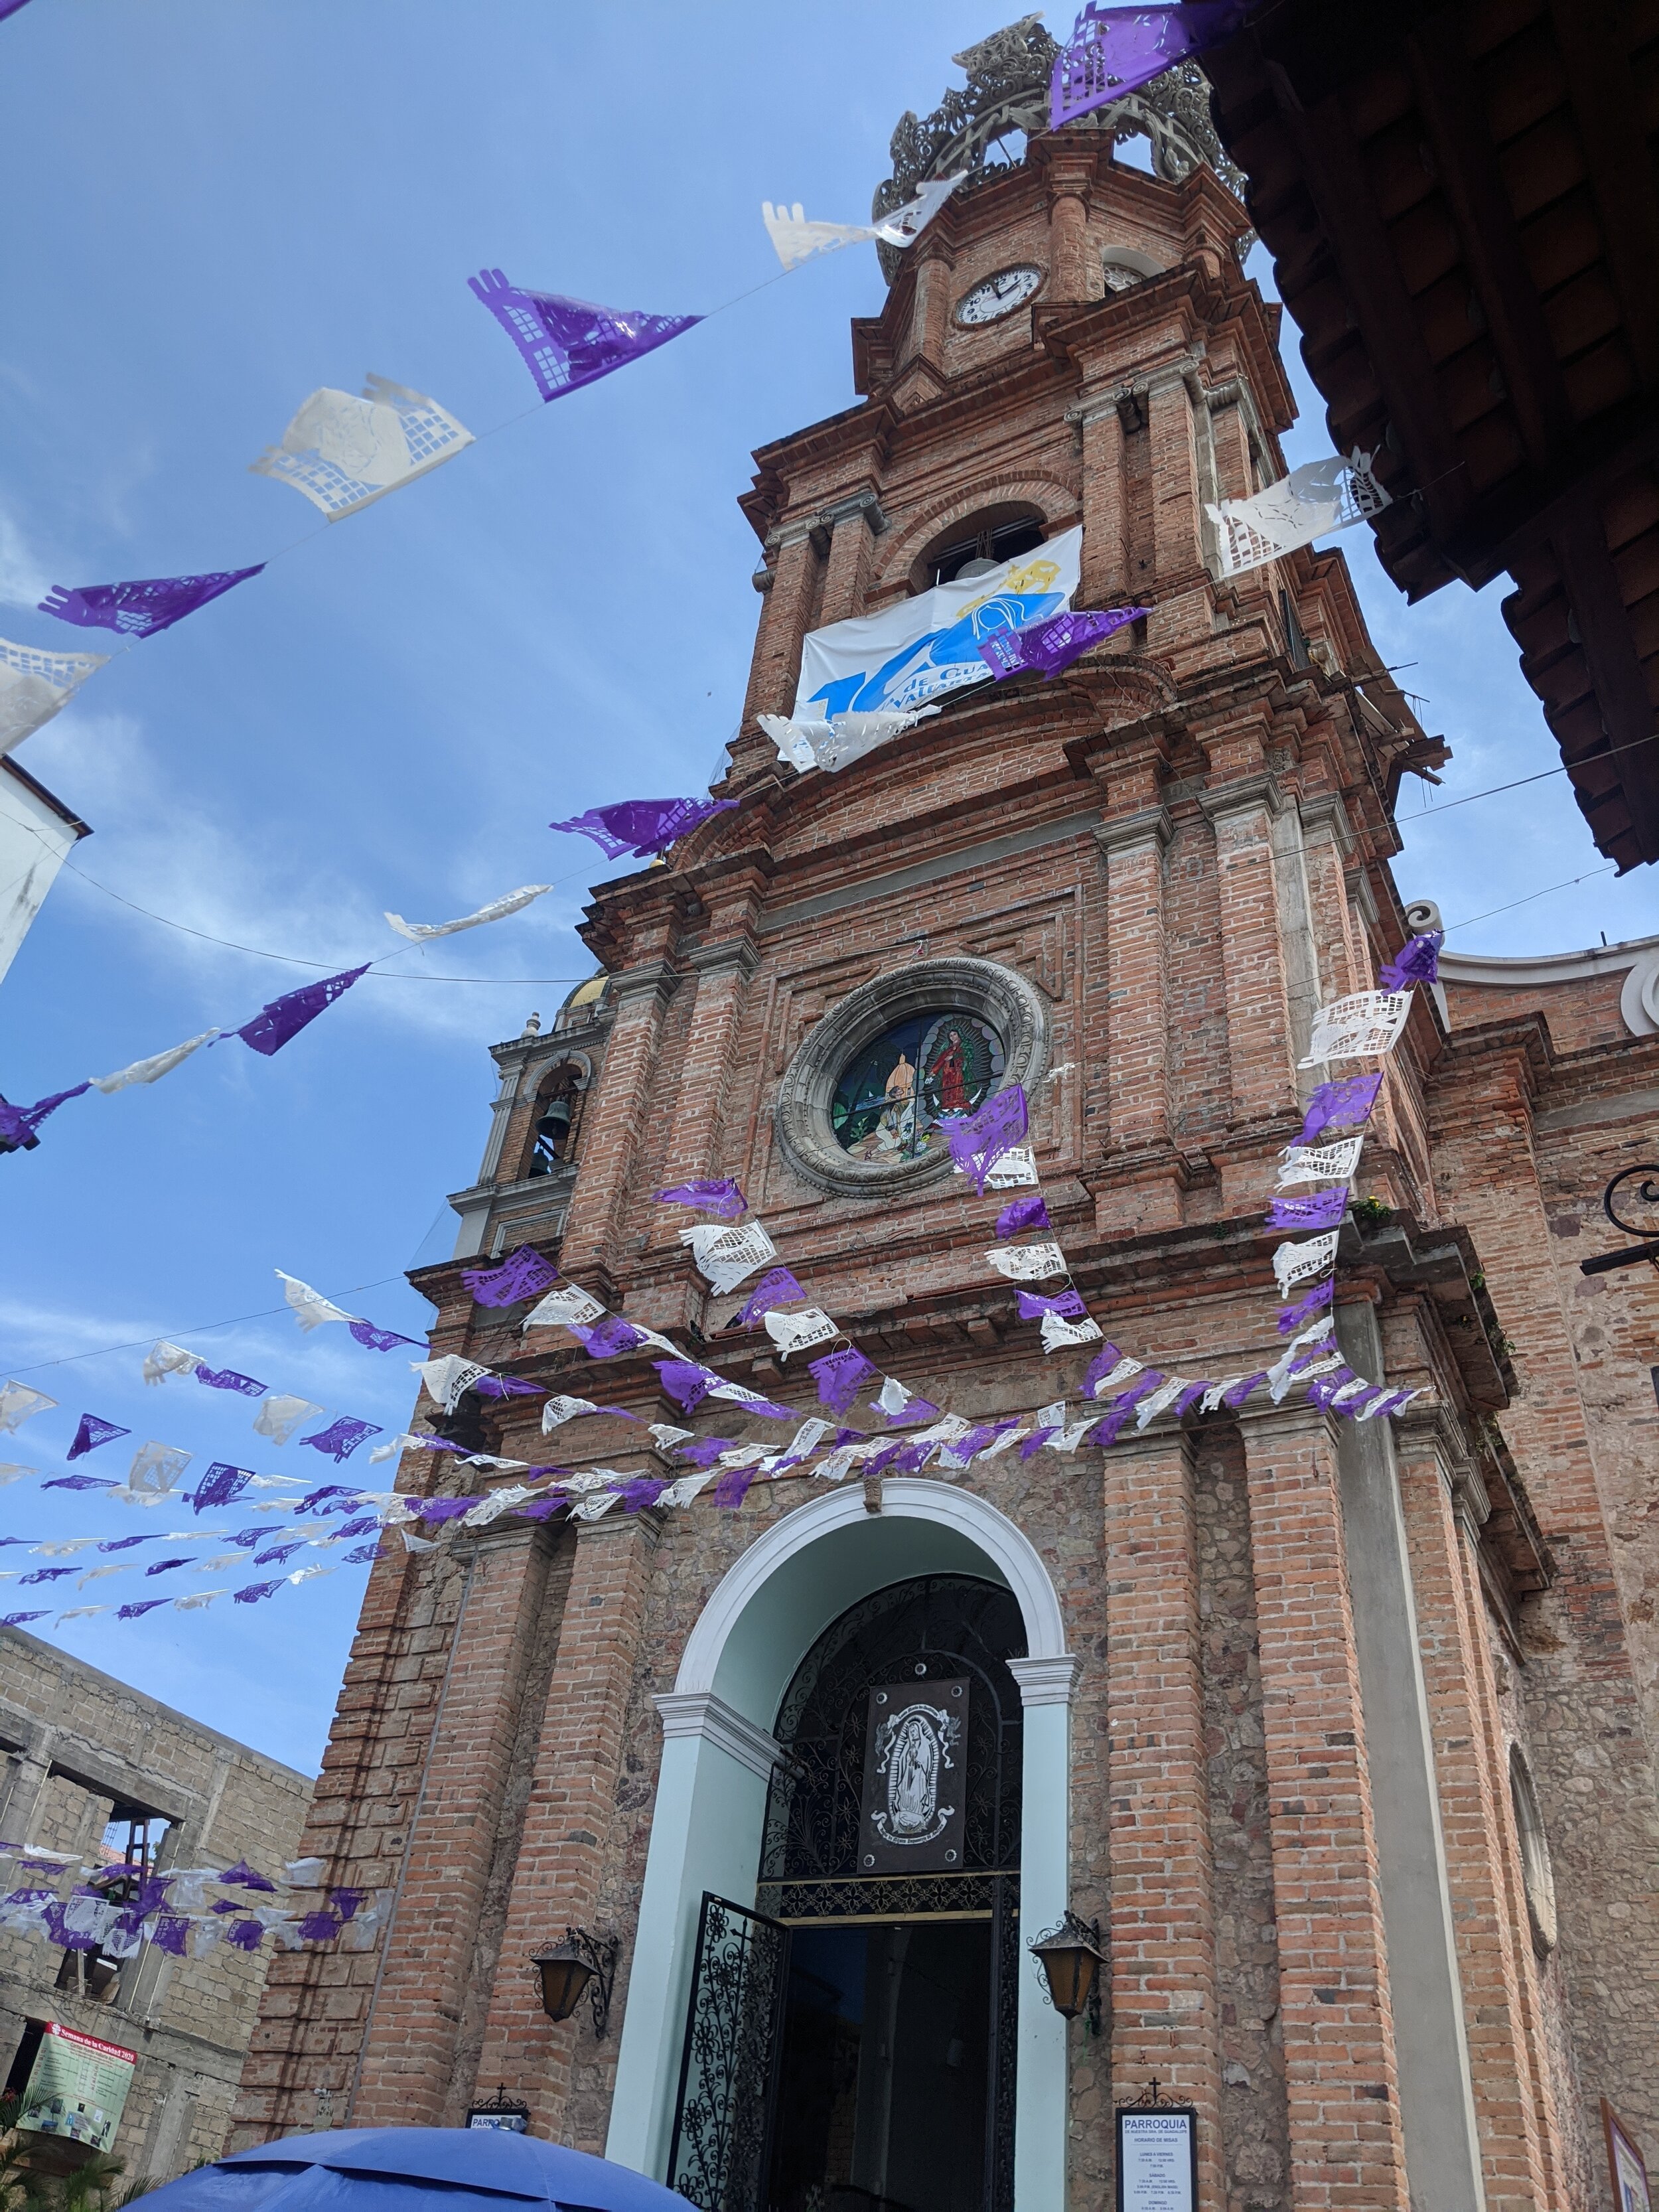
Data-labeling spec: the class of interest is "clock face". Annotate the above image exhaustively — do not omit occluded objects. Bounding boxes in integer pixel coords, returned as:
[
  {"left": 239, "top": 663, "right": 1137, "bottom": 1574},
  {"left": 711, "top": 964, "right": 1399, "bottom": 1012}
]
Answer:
[{"left": 954, "top": 265, "right": 1043, "bottom": 326}]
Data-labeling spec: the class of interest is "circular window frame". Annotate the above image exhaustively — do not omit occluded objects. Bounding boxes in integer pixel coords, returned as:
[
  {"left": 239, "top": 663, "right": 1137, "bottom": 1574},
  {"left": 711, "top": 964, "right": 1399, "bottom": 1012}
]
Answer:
[
  {"left": 1508, "top": 1744, "right": 1558, "bottom": 1957},
  {"left": 774, "top": 957, "right": 1049, "bottom": 1199}
]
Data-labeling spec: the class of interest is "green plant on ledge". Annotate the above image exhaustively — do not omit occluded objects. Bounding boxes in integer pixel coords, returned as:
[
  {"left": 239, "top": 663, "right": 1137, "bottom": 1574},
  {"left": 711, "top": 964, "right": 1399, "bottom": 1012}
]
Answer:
[{"left": 1352, "top": 1196, "right": 1391, "bottom": 1228}]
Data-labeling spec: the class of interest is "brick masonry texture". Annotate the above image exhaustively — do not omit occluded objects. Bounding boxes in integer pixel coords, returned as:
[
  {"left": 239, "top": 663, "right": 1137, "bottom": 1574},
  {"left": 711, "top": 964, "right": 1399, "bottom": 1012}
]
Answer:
[
  {"left": 0, "top": 1627, "right": 310, "bottom": 2183},
  {"left": 237, "top": 133, "right": 1659, "bottom": 2212}
]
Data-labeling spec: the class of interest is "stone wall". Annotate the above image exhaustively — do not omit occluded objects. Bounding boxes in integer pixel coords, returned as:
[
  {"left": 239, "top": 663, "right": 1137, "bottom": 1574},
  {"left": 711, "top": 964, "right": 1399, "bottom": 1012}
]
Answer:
[{"left": 0, "top": 1628, "right": 310, "bottom": 2183}]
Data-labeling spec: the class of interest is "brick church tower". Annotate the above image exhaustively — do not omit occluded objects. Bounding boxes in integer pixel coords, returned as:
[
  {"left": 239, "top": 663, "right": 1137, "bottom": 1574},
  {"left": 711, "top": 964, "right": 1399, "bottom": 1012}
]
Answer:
[{"left": 236, "top": 25, "right": 1659, "bottom": 2212}]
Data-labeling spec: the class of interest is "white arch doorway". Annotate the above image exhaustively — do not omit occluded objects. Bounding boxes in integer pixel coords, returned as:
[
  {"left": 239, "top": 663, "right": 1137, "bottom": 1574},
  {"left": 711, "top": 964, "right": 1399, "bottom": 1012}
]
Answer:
[{"left": 605, "top": 1479, "right": 1078, "bottom": 2212}]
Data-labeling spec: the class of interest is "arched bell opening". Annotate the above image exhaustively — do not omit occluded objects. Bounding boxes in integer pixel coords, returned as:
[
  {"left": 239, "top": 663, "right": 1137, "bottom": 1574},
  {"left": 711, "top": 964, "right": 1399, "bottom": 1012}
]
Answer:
[
  {"left": 605, "top": 1482, "right": 1077, "bottom": 2212},
  {"left": 523, "top": 1059, "right": 587, "bottom": 1177}
]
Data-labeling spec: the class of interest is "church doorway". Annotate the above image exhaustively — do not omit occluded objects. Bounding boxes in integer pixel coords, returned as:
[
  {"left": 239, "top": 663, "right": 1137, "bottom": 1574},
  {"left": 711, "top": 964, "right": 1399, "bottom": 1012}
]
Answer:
[{"left": 668, "top": 1576, "right": 1025, "bottom": 2212}]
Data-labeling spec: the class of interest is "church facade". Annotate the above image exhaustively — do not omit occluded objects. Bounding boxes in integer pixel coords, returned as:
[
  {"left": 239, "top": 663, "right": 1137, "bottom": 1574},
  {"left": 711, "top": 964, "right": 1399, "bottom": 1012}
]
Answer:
[{"left": 234, "top": 43, "right": 1659, "bottom": 2212}]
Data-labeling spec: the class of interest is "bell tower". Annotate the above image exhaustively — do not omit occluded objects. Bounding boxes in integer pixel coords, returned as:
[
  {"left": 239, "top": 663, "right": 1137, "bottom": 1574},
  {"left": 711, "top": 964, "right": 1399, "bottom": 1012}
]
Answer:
[{"left": 234, "top": 28, "right": 1659, "bottom": 2212}]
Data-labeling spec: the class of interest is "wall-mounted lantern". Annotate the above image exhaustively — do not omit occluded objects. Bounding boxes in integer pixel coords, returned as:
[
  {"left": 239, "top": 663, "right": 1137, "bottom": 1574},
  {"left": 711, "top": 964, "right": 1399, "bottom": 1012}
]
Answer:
[
  {"left": 1029, "top": 1911, "right": 1106, "bottom": 2035},
  {"left": 529, "top": 1928, "right": 620, "bottom": 2039}
]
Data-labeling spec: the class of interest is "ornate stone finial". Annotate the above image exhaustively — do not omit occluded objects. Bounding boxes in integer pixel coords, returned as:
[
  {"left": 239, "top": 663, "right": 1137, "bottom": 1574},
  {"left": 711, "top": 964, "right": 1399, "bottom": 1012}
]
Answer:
[
  {"left": 522, "top": 1011, "right": 541, "bottom": 1037},
  {"left": 872, "top": 15, "right": 1246, "bottom": 279}
]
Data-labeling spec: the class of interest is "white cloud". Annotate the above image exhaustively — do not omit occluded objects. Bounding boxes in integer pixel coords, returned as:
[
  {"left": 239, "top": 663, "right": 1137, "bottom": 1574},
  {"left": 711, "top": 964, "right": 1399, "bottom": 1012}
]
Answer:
[{"left": 0, "top": 498, "right": 50, "bottom": 613}]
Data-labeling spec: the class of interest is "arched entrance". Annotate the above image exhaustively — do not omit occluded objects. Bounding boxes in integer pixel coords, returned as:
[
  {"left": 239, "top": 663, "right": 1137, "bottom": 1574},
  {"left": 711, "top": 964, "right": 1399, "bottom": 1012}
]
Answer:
[{"left": 605, "top": 1481, "right": 1077, "bottom": 2212}]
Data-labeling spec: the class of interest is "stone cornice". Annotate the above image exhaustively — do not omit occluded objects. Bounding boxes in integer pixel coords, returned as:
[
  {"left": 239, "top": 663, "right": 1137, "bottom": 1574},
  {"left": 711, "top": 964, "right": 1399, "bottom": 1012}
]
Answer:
[
  {"left": 653, "top": 1690, "right": 784, "bottom": 1781},
  {"left": 1198, "top": 771, "right": 1287, "bottom": 825},
  {"left": 1006, "top": 1655, "right": 1082, "bottom": 1708},
  {"left": 1094, "top": 806, "right": 1175, "bottom": 859}
]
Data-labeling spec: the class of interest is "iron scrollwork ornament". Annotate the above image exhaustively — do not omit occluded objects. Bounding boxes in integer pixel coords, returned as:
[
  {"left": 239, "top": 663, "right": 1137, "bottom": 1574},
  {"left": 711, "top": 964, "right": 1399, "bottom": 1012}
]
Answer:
[{"left": 1581, "top": 1165, "right": 1659, "bottom": 1276}]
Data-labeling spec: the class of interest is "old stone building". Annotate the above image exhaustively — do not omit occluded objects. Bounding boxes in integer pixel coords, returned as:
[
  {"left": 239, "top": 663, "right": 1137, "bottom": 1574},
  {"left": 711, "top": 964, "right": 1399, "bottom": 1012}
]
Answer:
[
  {"left": 235, "top": 27, "right": 1659, "bottom": 2212},
  {"left": 0, "top": 1626, "right": 311, "bottom": 2182}
]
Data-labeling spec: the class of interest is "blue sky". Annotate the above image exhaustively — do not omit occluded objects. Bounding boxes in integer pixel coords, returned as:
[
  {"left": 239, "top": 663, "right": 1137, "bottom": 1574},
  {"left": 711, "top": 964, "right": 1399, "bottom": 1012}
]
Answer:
[{"left": 1, "top": 2, "right": 1654, "bottom": 1778}]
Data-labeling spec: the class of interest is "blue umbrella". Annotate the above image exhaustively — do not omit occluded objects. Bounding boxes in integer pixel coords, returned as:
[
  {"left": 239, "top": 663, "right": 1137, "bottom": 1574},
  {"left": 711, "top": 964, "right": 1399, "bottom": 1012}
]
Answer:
[{"left": 136, "top": 2128, "right": 688, "bottom": 2212}]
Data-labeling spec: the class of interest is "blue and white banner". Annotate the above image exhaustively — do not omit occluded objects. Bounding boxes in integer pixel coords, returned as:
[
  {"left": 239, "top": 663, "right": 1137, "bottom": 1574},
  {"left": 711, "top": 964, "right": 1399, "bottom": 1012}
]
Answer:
[{"left": 794, "top": 524, "right": 1082, "bottom": 718}]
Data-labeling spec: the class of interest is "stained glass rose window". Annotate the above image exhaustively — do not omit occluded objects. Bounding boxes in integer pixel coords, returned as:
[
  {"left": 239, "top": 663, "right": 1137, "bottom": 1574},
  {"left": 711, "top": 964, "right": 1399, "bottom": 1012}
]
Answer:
[{"left": 830, "top": 1011, "right": 1005, "bottom": 1161}]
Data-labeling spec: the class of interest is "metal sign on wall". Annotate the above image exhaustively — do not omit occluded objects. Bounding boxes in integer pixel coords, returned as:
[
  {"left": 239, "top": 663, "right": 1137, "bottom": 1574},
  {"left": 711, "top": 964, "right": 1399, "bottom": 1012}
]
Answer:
[{"left": 857, "top": 1676, "right": 970, "bottom": 1873}]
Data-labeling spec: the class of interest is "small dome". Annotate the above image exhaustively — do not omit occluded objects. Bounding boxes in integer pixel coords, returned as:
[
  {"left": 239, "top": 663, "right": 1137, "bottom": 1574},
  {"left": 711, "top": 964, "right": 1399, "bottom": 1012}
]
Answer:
[{"left": 561, "top": 972, "right": 607, "bottom": 1014}]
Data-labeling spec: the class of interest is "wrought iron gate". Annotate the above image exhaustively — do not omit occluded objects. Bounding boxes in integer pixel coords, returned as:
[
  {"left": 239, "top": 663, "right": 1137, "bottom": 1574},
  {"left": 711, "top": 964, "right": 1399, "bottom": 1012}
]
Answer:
[
  {"left": 667, "top": 1892, "right": 790, "bottom": 2212},
  {"left": 985, "top": 1875, "right": 1019, "bottom": 2212}
]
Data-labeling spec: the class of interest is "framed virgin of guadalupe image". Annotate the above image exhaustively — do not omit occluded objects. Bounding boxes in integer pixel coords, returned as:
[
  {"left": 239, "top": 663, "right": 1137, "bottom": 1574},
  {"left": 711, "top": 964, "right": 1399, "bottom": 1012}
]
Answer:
[
  {"left": 857, "top": 1677, "right": 970, "bottom": 1873},
  {"left": 1116, "top": 2103, "right": 1198, "bottom": 2212},
  {"left": 1604, "top": 2101, "right": 1652, "bottom": 2212}
]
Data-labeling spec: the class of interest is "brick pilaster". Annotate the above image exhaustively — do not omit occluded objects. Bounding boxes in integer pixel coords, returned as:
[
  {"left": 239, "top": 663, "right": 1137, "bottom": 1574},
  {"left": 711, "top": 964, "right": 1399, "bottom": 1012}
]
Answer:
[
  {"left": 1104, "top": 1428, "right": 1226, "bottom": 2198},
  {"left": 1392, "top": 1418, "right": 1559, "bottom": 2212},
  {"left": 648, "top": 943, "right": 758, "bottom": 1228},
  {"left": 473, "top": 1510, "right": 658, "bottom": 2146},
  {"left": 1078, "top": 398, "right": 1129, "bottom": 605},
  {"left": 1237, "top": 1406, "right": 1411, "bottom": 2212},
  {"left": 1202, "top": 781, "right": 1299, "bottom": 1124},
  {"left": 817, "top": 492, "right": 883, "bottom": 628},
  {"left": 558, "top": 956, "right": 680, "bottom": 1278},
  {"left": 741, "top": 527, "right": 822, "bottom": 727},
  {"left": 349, "top": 1530, "right": 564, "bottom": 2127}
]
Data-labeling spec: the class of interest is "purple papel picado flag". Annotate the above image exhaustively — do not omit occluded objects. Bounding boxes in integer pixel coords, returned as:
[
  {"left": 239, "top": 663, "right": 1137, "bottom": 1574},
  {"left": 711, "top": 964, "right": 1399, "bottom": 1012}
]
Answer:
[
  {"left": 67, "top": 1414, "right": 130, "bottom": 1461},
  {"left": 232, "top": 964, "right": 370, "bottom": 1056},
  {"left": 298, "top": 1417, "right": 382, "bottom": 1463},
  {"left": 1050, "top": 3, "right": 1252, "bottom": 128},
  {"left": 1296, "top": 1071, "right": 1383, "bottom": 1146},
  {"left": 654, "top": 1177, "right": 747, "bottom": 1220},
  {"left": 39, "top": 567, "right": 265, "bottom": 640},
  {"left": 469, "top": 270, "right": 702, "bottom": 403},
  {"left": 462, "top": 1244, "right": 559, "bottom": 1309},
  {"left": 0, "top": 1082, "right": 90, "bottom": 1153},
  {"left": 549, "top": 797, "right": 739, "bottom": 861},
  {"left": 1378, "top": 930, "right": 1444, "bottom": 992},
  {"left": 977, "top": 605, "right": 1149, "bottom": 682}
]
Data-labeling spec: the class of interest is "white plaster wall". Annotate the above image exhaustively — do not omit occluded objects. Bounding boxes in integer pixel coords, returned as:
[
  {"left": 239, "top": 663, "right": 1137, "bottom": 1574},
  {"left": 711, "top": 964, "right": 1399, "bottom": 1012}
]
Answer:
[{"left": 0, "top": 769, "right": 77, "bottom": 985}]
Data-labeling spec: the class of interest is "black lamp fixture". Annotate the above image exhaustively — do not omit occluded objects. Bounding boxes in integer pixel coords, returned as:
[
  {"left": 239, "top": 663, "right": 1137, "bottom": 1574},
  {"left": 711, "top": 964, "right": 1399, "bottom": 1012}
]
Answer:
[
  {"left": 529, "top": 1927, "right": 620, "bottom": 2039},
  {"left": 1029, "top": 1911, "right": 1106, "bottom": 2036}
]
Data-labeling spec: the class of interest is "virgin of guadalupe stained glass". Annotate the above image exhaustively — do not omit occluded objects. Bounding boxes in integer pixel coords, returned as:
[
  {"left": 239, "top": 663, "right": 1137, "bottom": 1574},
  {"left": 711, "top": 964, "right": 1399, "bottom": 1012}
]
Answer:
[{"left": 831, "top": 1010, "right": 1004, "bottom": 1162}]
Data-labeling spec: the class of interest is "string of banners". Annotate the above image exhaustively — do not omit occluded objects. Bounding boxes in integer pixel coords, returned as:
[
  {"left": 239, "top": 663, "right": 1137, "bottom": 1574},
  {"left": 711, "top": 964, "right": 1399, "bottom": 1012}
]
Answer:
[
  {"left": 2, "top": 3, "right": 1394, "bottom": 1162},
  {"left": 0, "top": 1841, "right": 381, "bottom": 1962},
  {"left": 0, "top": 934, "right": 1439, "bottom": 1627}
]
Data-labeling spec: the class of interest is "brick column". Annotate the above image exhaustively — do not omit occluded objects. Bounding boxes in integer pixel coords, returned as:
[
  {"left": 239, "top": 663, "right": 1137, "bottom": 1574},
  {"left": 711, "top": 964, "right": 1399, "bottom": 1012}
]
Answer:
[
  {"left": 349, "top": 1530, "right": 563, "bottom": 2127},
  {"left": 1103, "top": 1429, "right": 1225, "bottom": 2197},
  {"left": 558, "top": 958, "right": 680, "bottom": 1278},
  {"left": 1094, "top": 805, "right": 1181, "bottom": 1233},
  {"left": 1201, "top": 778, "right": 1299, "bottom": 1125},
  {"left": 648, "top": 940, "right": 758, "bottom": 1243},
  {"left": 1046, "top": 163, "right": 1094, "bottom": 303},
  {"left": 474, "top": 1510, "right": 659, "bottom": 2146},
  {"left": 741, "top": 526, "right": 822, "bottom": 725},
  {"left": 816, "top": 490, "right": 885, "bottom": 628},
  {"left": 1076, "top": 397, "right": 1129, "bottom": 605},
  {"left": 1148, "top": 374, "right": 1203, "bottom": 587},
  {"left": 1237, "top": 1406, "right": 1412, "bottom": 2212},
  {"left": 904, "top": 238, "right": 955, "bottom": 371},
  {"left": 1394, "top": 1416, "right": 1561, "bottom": 2212}
]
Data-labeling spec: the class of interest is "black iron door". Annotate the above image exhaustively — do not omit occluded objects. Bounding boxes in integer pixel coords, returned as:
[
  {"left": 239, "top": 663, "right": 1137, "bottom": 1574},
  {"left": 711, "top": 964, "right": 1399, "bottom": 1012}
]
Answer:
[{"left": 668, "top": 1891, "right": 791, "bottom": 2212}]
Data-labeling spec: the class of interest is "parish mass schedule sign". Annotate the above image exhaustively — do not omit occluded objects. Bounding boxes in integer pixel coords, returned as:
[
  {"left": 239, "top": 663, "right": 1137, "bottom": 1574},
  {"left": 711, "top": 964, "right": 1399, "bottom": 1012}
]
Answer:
[
  {"left": 1117, "top": 2104, "right": 1198, "bottom": 2212},
  {"left": 17, "top": 2022, "right": 137, "bottom": 2153}
]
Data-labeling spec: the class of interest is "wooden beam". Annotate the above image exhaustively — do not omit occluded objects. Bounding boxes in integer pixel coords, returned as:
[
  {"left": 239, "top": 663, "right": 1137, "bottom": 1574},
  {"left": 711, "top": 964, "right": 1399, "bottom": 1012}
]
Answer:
[
  {"left": 1406, "top": 16, "right": 1573, "bottom": 473},
  {"left": 1441, "top": 398, "right": 1659, "bottom": 581},
  {"left": 1546, "top": 0, "right": 1659, "bottom": 386},
  {"left": 1553, "top": 505, "right": 1659, "bottom": 867},
  {"left": 1267, "top": 79, "right": 1470, "bottom": 543}
]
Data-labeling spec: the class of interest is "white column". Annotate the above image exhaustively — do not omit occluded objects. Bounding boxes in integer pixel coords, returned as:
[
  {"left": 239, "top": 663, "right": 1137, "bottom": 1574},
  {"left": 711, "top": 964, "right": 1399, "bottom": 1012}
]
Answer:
[
  {"left": 1008, "top": 1654, "right": 1081, "bottom": 2212},
  {"left": 604, "top": 1693, "right": 782, "bottom": 2179}
]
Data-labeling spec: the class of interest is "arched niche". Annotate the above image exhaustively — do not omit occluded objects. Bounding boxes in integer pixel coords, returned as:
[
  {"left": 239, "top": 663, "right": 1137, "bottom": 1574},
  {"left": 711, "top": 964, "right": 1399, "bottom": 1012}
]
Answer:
[{"left": 606, "top": 1481, "right": 1077, "bottom": 2212}]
